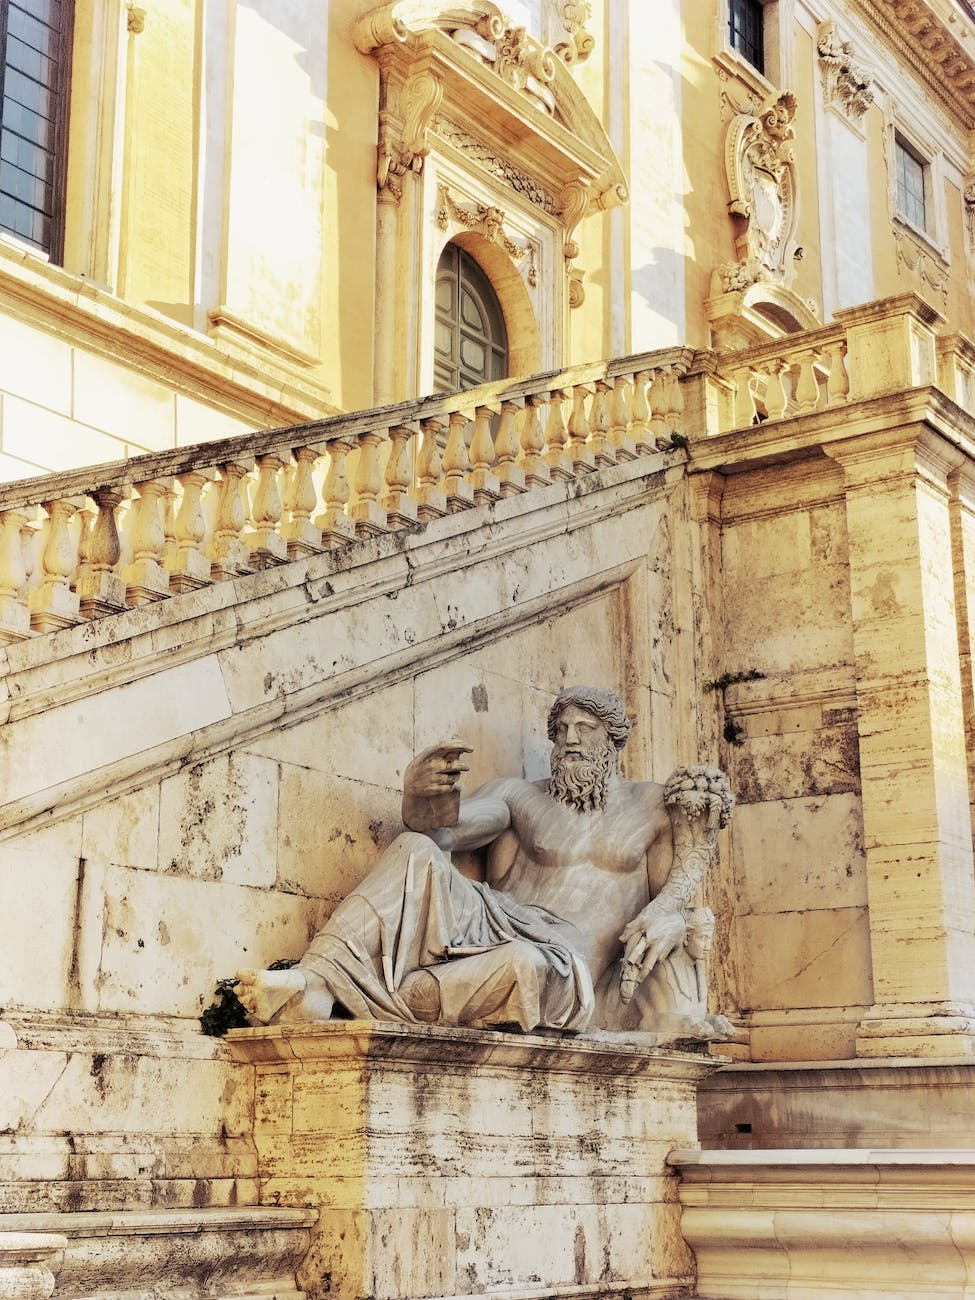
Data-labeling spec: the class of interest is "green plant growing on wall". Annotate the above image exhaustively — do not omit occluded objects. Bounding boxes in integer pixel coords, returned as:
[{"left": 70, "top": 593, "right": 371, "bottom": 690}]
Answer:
[
  {"left": 199, "top": 958, "right": 298, "bottom": 1036},
  {"left": 704, "top": 668, "right": 765, "bottom": 747}
]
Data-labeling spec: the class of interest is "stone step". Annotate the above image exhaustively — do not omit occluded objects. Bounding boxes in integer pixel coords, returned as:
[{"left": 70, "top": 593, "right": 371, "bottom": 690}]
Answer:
[{"left": 0, "top": 1206, "right": 316, "bottom": 1300}]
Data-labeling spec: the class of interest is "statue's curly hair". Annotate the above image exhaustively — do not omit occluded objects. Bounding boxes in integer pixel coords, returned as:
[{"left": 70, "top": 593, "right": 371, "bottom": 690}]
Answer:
[{"left": 546, "top": 686, "right": 631, "bottom": 751}]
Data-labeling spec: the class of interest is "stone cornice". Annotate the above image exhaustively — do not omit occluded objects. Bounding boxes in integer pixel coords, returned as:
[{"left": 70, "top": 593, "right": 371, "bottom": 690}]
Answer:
[{"left": 851, "top": 0, "right": 975, "bottom": 129}]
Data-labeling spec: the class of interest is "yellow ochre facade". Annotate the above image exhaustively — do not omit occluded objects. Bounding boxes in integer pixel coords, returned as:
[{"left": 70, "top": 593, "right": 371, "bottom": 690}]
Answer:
[{"left": 4, "top": 3, "right": 975, "bottom": 1299}]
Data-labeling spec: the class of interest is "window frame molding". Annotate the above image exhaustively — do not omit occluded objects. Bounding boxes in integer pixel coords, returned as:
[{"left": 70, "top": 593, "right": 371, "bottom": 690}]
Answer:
[
  {"left": 713, "top": 0, "right": 793, "bottom": 96},
  {"left": 884, "top": 110, "right": 951, "bottom": 267}
]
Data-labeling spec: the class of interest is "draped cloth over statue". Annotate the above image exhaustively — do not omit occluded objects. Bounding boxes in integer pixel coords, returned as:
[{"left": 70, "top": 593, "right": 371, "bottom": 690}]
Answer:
[{"left": 299, "top": 832, "right": 595, "bottom": 1032}]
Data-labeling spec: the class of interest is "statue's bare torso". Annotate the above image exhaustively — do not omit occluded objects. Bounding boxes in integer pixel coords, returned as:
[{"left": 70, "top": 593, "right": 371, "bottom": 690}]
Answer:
[{"left": 438, "top": 774, "right": 673, "bottom": 982}]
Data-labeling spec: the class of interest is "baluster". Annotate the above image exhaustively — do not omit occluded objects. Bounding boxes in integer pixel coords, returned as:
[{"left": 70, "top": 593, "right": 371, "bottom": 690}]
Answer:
[
  {"left": 162, "top": 482, "right": 178, "bottom": 571},
  {"left": 123, "top": 478, "right": 173, "bottom": 603},
  {"left": 794, "top": 349, "right": 821, "bottom": 413},
  {"left": 609, "top": 376, "right": 637, "bottom": 461},
  {"left": 665, "top": 366, "right": 686, "bottom": 439},
  {"left": 0, "top": 508, "right": 32, "bottom": 641},
  {"left": 825, "top": 338, "right": 850, "bottom": 405},
  {"left": 280, "top": 446, "right": 324, "bottom": 557},
  {"left": 543, "top": 388, "right": 574, "bottom": 481},
  {"left": 468, "top": 406, "right": 500, "bottom": 504},
  {"left": 168, "top": 469, "right": 215, "bottom": 591},
  {"left": 588, "top": 380, "right": 615, "bottom": 467},
  {"left": 29, "top": 498, "right": 81, "bottom": 631},
  {"left": 349, "top": 428, "right": 389, "bottom": 534},
  {"left": 442, "top": 411, "right": 475, "bottom": 512},
  {"left": 567, "top": 384, "right": 596, "bottom": 472},
  {"left": 415, "top": 420, "right": 447, "bottom": 520},
  {"left": 78, "top": 486, "right": 127, "bottom": 617},
  {"left": 731, "top": 365, "right": 758, "bottom": 428},
  {"left": 495, "top": 399, "right": 527, "bottom": 496},
  {"left": 381, "top": 425, "right": 419, "bottom": 527},
  {"left": 75, "top": 504, "right": 94, "bottom": 595},
  {"left": 315, "top": 439, "right": 357, "bottom": 546},
  {"left": 629, "top": 371, "right": 652, "bottom": 455},
  {"left": 763, "top": 361, "right": 789, "bottom": 420},
  {"left": 648, "top": 370, "right": 670, "bottom": 447},
  {"left": 246, "top": 453, "right": 288, "bottom": 566},
  {"left": 208, "top": 460, "right": 256, "bottom": 578},
  {"left": 517, "top": 393, "right": 550, "bottom": 487}
]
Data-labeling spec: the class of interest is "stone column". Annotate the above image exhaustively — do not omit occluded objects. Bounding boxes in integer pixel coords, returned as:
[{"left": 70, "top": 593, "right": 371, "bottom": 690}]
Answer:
[{"left": 826, "top": 428, "right": 975, "bottom": 1057}]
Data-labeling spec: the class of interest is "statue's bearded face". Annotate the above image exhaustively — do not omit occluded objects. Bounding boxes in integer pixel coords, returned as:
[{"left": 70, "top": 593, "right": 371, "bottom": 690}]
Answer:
[{"left": 548, "top": 705, "right": 616, "bottom": 813}]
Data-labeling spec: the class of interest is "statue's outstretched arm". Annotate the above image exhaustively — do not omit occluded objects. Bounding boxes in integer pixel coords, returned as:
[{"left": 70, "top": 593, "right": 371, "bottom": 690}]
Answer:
[
  {"left": 402, "top": 742, "right": 511, "bottom": 851},
  {"left": 618, "top": 767, "right": 733, "bottom": 1003}
]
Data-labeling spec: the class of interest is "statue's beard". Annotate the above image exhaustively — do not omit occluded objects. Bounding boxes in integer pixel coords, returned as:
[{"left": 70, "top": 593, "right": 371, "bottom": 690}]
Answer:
[{"left": 549, "top": 743, "right": 615, "bottom": 812}]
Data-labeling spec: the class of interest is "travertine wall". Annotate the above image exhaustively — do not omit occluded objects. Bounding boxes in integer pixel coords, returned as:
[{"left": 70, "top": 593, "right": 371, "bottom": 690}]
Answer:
[
  {"left": 0, "top": 456, "right": 693, "bottom": 1215},
  {"left": 716, "top": 457, "right": 870, "bottom": 1062}
]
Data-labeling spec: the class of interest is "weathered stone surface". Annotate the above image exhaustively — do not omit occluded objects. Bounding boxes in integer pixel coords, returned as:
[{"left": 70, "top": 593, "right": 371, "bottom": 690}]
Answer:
[{"left": 229, "top": 1022, "right": 716, "bottom": 1300}]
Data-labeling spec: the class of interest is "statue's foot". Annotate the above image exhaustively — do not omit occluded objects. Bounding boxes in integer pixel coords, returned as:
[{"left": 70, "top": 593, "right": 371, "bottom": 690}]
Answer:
[{"left": 236, "top": 967, "right": 334, "bottom": 1025}]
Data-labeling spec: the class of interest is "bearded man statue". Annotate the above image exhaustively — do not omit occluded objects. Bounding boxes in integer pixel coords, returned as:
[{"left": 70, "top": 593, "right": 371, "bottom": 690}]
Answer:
[{"left": 236, "top": 686, "right": 734, "bottom": 1043}]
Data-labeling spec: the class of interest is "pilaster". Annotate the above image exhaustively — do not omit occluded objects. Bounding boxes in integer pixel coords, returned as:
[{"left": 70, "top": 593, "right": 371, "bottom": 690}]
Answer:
[{"left": 825, "top": 427, "right": 975, "bottom": 1057}]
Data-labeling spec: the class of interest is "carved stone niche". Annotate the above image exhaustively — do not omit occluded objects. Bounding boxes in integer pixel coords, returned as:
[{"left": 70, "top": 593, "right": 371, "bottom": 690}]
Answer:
[{"left": 352, "top": 1, "right": 626, "bottom": 302}]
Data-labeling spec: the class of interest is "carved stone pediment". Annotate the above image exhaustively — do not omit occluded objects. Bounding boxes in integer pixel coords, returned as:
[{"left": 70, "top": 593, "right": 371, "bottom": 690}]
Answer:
[
  {"left": 722, "top": 91, "right": 801, "bottom": 290},
  {"left": 351, "top": 2, "right": 626, "bottom": 213}
]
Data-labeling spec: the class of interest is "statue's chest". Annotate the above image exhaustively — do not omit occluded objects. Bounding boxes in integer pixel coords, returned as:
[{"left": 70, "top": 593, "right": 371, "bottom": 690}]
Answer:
[{"left": 513, "top": 798, "right": 642, "bottom": 876}]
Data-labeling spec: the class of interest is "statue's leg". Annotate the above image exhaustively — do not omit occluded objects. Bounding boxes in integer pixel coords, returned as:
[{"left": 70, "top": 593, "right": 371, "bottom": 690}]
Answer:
[{"left": 415, "top": 939, "right": 582, "bottom": 1033}]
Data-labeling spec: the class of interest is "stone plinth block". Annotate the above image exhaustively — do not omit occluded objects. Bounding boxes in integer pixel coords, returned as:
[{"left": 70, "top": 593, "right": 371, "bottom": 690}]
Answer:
[{"left": 227, "top": 1022, "right": 719, "bottom": 1300}]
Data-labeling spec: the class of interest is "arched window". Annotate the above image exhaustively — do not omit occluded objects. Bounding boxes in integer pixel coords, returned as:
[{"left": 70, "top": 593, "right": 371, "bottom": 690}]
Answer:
[{"left": 434, "top": 243, "right": 508, "bottom": 392}]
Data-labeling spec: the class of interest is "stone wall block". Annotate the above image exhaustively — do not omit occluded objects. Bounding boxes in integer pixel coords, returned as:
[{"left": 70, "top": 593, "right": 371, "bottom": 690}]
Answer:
[{"left": 158, "top": 751, "right": 278, "bottom": 886}]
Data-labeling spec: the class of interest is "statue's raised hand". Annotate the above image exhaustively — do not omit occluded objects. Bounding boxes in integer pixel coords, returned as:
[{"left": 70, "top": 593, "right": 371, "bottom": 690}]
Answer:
[{"left": 402, "top": 739, "right": 473, "bottom": 832}]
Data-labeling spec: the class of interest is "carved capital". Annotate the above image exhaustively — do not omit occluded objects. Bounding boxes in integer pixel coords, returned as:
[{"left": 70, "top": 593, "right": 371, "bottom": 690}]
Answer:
[
  {"left": 817, "top": 21, "right": 875, "bottom": 122},
  {"left": 554, "top": 0, "right": 594, "bottom": 65}
]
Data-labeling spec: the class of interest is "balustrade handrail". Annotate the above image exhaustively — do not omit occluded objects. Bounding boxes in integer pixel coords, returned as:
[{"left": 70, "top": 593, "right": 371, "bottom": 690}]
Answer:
[
  {"left": 711, "top": 321, "right": 848, "bottom": 372},
  {"left": 0, "top": 345, "right": 695, "bottom": 514},
  {"left": 0, "top": 344, "right": 698, "bottom": 645}
]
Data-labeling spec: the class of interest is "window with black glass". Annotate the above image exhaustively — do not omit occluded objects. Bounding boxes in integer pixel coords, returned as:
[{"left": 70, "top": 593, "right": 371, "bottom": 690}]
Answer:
[
  {"left": 0, "top": 0, "right": 73, "bottom": 258},
  {"left": 434, "top": 243, "right": 508, "bottom": 392},
  {"left": 728, "top": 0, "right": 764, "bottom": 75}
]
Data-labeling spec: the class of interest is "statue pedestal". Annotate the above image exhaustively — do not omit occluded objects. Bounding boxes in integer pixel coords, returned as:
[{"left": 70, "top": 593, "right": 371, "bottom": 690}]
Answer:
[{"left": 227, "top": 1022, "right": 720, "bottom": 1300}]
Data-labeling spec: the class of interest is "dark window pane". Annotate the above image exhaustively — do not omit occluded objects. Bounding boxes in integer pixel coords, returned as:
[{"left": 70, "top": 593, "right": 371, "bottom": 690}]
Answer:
[
  {"left": 2, "top": 97, "right": 53, "bottom": 147},
  {"left": 14, "top": 0, "right": 62, "bottom": 33},
  {"left": 8, "top": 35, "right": 55, "bottom": 88},
  {"left": 4, "top": 66, "right": 49, "bottom": 116},
  {"left": 8, "top": 8, "right": 56, "bottom": 58},
  {"left": 728, "top": 0, "right": 764, "bottom": 74},
  {"left": 0, "top": 0, "right": 71, "bottom": 255}
]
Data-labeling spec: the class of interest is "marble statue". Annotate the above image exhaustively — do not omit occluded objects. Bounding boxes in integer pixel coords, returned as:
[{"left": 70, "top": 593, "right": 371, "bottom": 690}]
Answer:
[{"left": 237, "top": 686, "right": 734, "bottom": 1042}]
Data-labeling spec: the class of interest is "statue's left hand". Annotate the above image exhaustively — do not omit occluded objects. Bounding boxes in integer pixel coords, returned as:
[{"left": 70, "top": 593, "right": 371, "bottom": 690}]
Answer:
[{"left": 618, "top": 905, "right": 687, "bottom": 1003}]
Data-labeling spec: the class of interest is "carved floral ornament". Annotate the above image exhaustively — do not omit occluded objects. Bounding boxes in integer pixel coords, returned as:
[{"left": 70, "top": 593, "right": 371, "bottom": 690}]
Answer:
[
  {"left": 436, "top": 184, "right": 538, "bottom": 285},
  {"left": 966, "top": 180, "right": 975, "bottom": 252},
  {"left": 353, "top": 1, "right": 627, "bottom": 309},
  {"left": 718, "top": 91, "right": 801, "bottom": 293},
  {"left": 816, "top": 21, "right": 875, "bottom": 123}
]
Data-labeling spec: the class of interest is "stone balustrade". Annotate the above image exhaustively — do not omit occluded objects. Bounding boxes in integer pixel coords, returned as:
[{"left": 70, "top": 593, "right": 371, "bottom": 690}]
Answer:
[
  {"left": 1, "top": 293, "right": 971, "bottom": 647},
  {"left": 0, "top": 348, "right": 693, "bottom": 644},
  {"left": 707, "top": 292, "right": 975, "bottom": 433}
]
